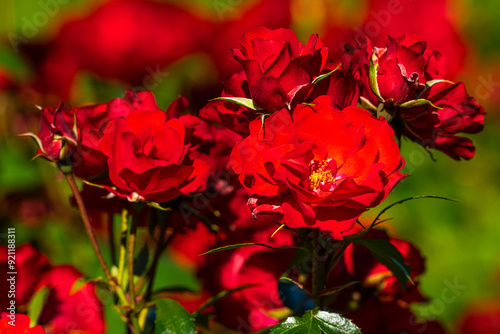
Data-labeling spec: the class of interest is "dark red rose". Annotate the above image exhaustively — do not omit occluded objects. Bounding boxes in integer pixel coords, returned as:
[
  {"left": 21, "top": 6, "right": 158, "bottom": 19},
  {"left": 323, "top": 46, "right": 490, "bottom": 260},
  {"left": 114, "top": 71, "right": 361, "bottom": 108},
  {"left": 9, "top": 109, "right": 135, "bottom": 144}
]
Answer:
[
  {"left": 347, "top": 299, "right": 446, "bottom": 334},
  {"left": 364, "top": 0, "right": 466, "bottom": 79},
  {"left": 307, "top": 60, "right": 360, "bottom": 110},
  {"left": 233, "top": 26, "right": 327, "bottom": 111},
  {"left": 99, "top": 107, "right": 210, "bottom": 203},
  {"left": 71, "top": 90, "right": 161, "bottom": 179},
  {"left": 26, "top": 102, "right": 78, "bottom": 165},
  {"left": 0, "top": 244, "right": 51, "bottom": 309},
  {"left": 232, "top": 96, "right": 406, "bottom": 238},
  {"left": 370, "top": 35, "right": 428, "bottom": 106},
  {"left": 206, "top": 0, "right": 292, "bottom": 80},
  {"left": 0, "top": 313, "right": 45, "bottom": 334},
  {"left": 396, "top": 82, "right": 485, "bottom": 160},
  {"left": 198, "top": 227, "right": 295, "bottom": 333},
  {"left": 455, "top": 300, "right": 500, "bottom": 334},
  {"left": 0, "top": 244, "right": 105, "bottom": 333},
  {"left": 38, "top": 266, "right": 105, "bottom": 334},
  {"left": 201, "top": 26, "right": 328, "bottom": 135},
  {"left": 341, "top": 228, "right": 427, "bottom": 303}
]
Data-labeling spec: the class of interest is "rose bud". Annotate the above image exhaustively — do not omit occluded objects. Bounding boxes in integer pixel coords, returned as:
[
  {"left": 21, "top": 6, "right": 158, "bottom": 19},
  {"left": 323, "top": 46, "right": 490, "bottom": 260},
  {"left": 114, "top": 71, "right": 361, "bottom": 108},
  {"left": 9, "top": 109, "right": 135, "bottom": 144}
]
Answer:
[{"left": 21, "top": 103, "right": 78, "bottom": 172}]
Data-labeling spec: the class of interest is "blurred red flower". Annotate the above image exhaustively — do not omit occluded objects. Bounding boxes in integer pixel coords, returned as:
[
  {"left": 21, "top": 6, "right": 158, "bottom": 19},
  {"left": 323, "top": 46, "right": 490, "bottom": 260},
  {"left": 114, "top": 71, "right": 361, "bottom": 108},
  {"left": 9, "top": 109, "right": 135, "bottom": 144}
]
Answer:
[
  {"left": 0, "top": 244, "right": 105, "bottom": 333},
  {"left": 0, "top": 313, "right": 45, "bottom": 334}
]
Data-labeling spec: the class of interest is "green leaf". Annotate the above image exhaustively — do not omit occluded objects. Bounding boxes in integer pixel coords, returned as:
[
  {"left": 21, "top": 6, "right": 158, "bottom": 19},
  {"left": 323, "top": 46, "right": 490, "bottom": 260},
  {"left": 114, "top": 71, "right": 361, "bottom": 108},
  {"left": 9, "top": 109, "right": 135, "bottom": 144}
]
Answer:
[
  {"left": 371, "top": 195, "right": 459, "bottom": 228},
  {"left": 354, "top": 238, "right": 413, "bottom": 289},
  {"left": 358, "top": 96, "right": 377, "bottom": 113},
  {"left": 320, "top": 281, "right": 360, "bottom": 297},
  {"left": 398, "top": 98, "right": 443, "bottom": 110},
  {"left": 155, "top": 299, "right": 196, "bottom": 334},
  {"left": 369, "top": 51, "right": 384, "bottom": 102},
  {"left": 198, "top": 242, "right": 302, "bottom": 256},
  {"left": 312, "top": 63, "right": 341, "bottom": 85},
  {"left": 27, "top": 287, "right": 50, "bottom": 327},
  {"left": 210, "top": 97, "right": 262, "bottom": 111},
  {"left": 269, "top": 309, "right": 362, "bottom": 334},
  {"left": 193, "top": 284, "right": 255, "bottom": 318}
]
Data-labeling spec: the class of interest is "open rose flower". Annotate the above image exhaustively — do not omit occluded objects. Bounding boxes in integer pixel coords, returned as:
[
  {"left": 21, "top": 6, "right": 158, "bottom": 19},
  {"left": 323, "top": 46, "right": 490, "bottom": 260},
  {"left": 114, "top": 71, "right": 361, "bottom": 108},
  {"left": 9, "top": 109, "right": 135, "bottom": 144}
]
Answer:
[
  {"left": 0, "top": 244, "right": 105, "bottom": 333},
  {"left": 99, "top": 108, "right": 210, "bottom": 203},
  {"left": 231, "top": 96, "right": 406, "bottom": 238},
  {"left": 71, "top": 90, "right": 163, "bottom": 179},
  {"left": 201, "top": 26, "right": 328, "bottom": 135},
  {"left": 344, "top": 34, "right": 485, "bottom": 160},
  {"left": 0, "top": 313, "right": 45, "bottom": 334},
  {"left": 394, "top": 81, "right": 485, "bottom": 160}
]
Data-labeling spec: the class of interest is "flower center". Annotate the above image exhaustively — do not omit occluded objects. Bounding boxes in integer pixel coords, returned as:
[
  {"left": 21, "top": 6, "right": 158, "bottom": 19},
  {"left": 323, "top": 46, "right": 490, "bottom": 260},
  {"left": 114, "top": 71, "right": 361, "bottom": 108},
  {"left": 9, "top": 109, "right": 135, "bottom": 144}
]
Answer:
[{"left": 309, "top": 159, "right": 336, "bottom": 193}]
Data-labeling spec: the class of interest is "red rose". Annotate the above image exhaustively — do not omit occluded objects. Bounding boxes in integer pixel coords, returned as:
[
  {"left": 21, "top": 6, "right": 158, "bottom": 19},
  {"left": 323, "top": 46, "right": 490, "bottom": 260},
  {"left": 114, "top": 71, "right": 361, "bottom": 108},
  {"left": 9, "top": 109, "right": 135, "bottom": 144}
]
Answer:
[
  {"left": 347, "top": 299, "right": 446, "bottom": 334},
  {"left": 27, "top": 103, "right": 78, "bottom": 165},
  {"left": 198, "top": 227, "right": 295, "bottom": 332},
  {"left": 370, "top": 35, "right": 427, "bottom": 106},
  {"left": 456, "top": 300, "right": 500, "bottom": 334},
  {"left": 231, "top": 96, "right": 406, "bottom": 238},
  {"left": 396, "top": 81, "right": 485, "bottom": 160},
  {"left": 72, "top": 90, "right": 164, "bottom": 179},
  {"left": 0, "top": 244, "right": 105, "bottom": 333},
  {"left": 0, "top": 313, "right": 45, "bottom": 334},
  {"left": 341, "top": 229, "right": 427, "bottom": 303},
  {"left": 0, "top": 245, "right": 51, "bottom": 309},
  {"left": 99, "top": 108, "right": 210, "bottom": 203},
  {"left": 201, "top": 26, "right": 328, "bottom": 135},
  {"left": 233, "top": 26, "right": 327, "bottom": 111}
]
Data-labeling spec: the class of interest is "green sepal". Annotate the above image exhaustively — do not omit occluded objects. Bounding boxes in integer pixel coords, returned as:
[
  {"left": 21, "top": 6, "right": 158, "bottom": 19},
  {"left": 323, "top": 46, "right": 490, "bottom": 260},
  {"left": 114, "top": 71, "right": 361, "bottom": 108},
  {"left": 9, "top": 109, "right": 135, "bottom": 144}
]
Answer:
[
  {"left": 369, "top": 51, "right": 385, "bottom": 102},
  {"left": 210, "top": 97, "right": 263, "bottom": 111},
  {"left": 398, "top": 98, "right": 443, "bottom": 110},
  {"left": 312, "top": 63, "right": 341, "bottom": 85}
]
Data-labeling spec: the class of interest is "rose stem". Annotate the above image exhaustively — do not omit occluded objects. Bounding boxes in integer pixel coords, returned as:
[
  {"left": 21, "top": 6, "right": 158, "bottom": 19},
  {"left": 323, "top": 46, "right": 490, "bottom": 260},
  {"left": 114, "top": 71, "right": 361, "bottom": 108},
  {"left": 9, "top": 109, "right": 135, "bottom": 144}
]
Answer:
[
  {"left": 311, "top": 229, "right": 324, "bottom": 309},
  {"left": 118, "top": 205, "right": 129, "bottom": 287},
  {"left": 128, "top": 207, "right": 140, "bottom": 310},
  {"left": 65, "top": 174, "right": 112, "bottom": 281}
]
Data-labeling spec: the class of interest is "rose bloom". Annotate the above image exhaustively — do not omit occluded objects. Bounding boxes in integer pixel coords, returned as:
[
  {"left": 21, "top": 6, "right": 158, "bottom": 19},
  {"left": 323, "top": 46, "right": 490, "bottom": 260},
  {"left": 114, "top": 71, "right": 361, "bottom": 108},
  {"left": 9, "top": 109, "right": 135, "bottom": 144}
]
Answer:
[
  {"left": 99, "top": 105, "right": 210, "bottom": 203},
  {"left": 0, "top": 313, "right": 44, "bottom": 334},
  {"left": 0, "top": 244, "right": 105, "bottom": 333},
  {"left": 198, "top": 226, "right": 296, "bottom": 333},
  {"left": 231, "top": 96, "right": 405, "bottom": 238},
  {"left": 393, "top": 80, "right": 485, "bottom": 161},
  {"left": 201, "top": 26, "right": 328, "bottom": 134},
  {"left": 344, "top": 34, "right": 485, "bottom": 160},
  {"left": 327, "top": 228, "right": 427, "bottom": 306},
  {"left": 347, "top": 299, "right": 446, "bottom": 334}
]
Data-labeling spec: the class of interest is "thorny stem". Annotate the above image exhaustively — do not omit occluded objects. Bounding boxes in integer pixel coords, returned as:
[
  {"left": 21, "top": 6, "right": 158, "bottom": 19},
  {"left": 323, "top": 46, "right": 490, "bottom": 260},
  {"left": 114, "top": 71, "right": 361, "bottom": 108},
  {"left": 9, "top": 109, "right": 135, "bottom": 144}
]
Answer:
[{"left": 65, "top": 174, "right": 112, "bottom": 281}]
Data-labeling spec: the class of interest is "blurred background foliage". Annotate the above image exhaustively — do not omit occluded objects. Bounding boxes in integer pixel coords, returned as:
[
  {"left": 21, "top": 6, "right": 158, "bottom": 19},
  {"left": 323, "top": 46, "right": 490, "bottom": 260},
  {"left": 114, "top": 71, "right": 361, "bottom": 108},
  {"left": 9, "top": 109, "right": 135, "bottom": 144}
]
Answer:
[{"left": 0, "top": 0, "right": 499, "bottom": 332}]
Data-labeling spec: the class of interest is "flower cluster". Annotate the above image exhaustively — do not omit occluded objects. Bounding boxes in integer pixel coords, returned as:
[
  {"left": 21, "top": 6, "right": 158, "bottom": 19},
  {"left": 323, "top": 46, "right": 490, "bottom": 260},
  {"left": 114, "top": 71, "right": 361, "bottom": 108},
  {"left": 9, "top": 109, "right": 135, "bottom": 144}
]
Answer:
[{"left": 19, "top": 21, "right": 485, "bottom": 334}]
